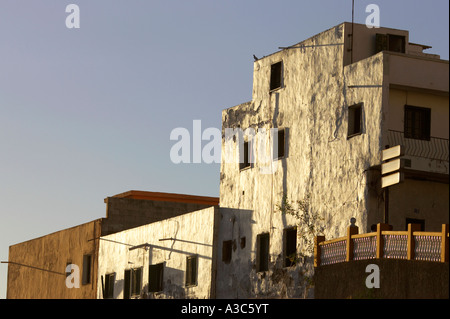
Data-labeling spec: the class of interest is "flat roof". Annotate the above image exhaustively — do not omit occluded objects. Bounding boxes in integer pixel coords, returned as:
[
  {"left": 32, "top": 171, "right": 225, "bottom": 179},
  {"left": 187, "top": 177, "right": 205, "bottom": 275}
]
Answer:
[{"left": 106, "top": 190, "right": 219, "bottom": 206}]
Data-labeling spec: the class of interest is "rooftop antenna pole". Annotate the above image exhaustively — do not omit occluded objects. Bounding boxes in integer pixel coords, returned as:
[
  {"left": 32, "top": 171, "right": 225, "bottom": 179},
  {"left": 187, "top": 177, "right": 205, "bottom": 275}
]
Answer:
[{"left": 351, "top": 0, "right": 354, "bottom": 64}]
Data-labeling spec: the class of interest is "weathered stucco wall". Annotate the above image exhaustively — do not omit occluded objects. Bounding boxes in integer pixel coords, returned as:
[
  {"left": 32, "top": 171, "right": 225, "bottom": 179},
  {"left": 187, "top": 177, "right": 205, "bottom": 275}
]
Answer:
[
  {"left": 97, "top": 206, "right": 219, "bottom": 299},
  {"left": 217, "top": 22, "right": 448, "bottom": 298},
  {"left": 7, "top": 219, "right": 101, "bottom": 299},
  {"left": 217, "top": 23, "right": 386, "bottom": 298}
]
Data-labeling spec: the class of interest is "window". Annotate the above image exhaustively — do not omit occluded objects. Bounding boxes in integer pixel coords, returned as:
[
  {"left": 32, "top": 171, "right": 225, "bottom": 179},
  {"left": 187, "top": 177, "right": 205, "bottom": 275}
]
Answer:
[
  {"left": 240, "top": 140, "right": 251, "bottom": 170},
  {"left": 273, "top": 128, "right": 286, "bottom": 159},
  {"left": 406, "top": 218, "right": 425, "bottom": 231},
  {"left": 256, "top": 233, "right": 270, "bottom": 272},
  {"left": 404, "top": 105, "right": 431, "bottom": 140},
  {"left": 102, "top": 273, "right": 115, "bottom": 299},
  {"left": 284, "top": 227, "right": 297, "bottom": 267},
  {"left": 124, "top": 268, "right": 142, "bottom": 299},
  {"left": 348, "top": 103, "right": 362, "bottom": 138},
  {"left": 82, "top": 254, "right": 92, "bottom": 285},
  {"left": 185, "top": 255, "right": 198, "bottom": 287},
  {"left": 375, "top": 34, "right": 405, "bottom": 53},
  {"left": 148, "top": 263, "right": 164, "bottom": 293},
  {"left": 222, "top": 240, "right": 232, "bottom": 264},
  {"left": 240, "top": 237, "right": 246, "bottom": 249},
  {"left": 270, "top": 61, "right": 283, "bottom": 91}
]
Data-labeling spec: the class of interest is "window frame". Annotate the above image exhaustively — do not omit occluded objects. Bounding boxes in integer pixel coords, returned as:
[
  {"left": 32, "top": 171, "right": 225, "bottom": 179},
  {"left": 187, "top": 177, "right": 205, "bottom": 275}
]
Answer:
[
  {"left": 123, "top": 267, "right": 142, "bottom": 299},
  {"left": 347, "top": 103, "right": 363, "bottom": 139},
  {"left": 148, "top": 263, "right": 164, "bottom": 293},
  {"left": 185, "top": 255, "right": 198, "bottom": 287},
  {"left": 273, "top": 128, "right": 286, "bottom": 160},
  {"left": 404, "top": 105, "right": 431, "bottom": 141},
  {"left": 270, "top": 61, "right": 283, "bottom": 91},
  {"left": 103, "top": 273, "right": 115, "bottom": 299},
  {"left": 239, "top": 139, "right": 252, "bottom": 171}
]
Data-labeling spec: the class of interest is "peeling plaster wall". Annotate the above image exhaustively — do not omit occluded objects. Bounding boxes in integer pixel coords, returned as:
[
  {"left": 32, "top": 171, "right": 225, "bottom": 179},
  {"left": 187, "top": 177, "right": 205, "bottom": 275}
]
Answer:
[
  {"left": 217, "top": 23, "right": 389, "bottom": 298},
  {"left": 96, "top": 206, "right": 219, "bottom": 299}
]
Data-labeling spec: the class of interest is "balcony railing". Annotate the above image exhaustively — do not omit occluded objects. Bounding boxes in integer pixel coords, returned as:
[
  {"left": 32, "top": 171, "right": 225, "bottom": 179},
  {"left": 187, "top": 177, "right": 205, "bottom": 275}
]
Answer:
[
  {"left": 387, "top": 130, "right": 449, "bottom": 162},
  {"left": 314, "top": 222, "right": 449, "bottom": 267}
]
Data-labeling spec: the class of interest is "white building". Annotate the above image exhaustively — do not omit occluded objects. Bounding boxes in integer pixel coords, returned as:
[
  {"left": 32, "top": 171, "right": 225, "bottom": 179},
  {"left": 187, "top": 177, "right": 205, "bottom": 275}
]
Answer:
[
  {"left": 215, "top": 22, "right": 448, "bottom": 298},
  {"left": 96, "top": 205, "right": 219, "bottom": 299},
  {"left": 94, "top": 22, "right": 448, "bottom": 299}
]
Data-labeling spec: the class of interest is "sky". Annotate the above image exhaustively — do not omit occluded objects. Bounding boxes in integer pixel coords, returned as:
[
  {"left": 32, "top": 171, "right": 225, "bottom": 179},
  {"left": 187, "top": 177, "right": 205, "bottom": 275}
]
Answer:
[{"left": 0, "top": 0, "right": 448, "bottom": 299}]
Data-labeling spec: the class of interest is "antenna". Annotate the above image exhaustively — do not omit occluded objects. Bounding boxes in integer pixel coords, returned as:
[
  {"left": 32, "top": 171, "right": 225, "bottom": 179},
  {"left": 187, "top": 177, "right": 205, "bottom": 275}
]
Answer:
[{"left": 351, "top": 0, "right": 354, "bottom": 64}]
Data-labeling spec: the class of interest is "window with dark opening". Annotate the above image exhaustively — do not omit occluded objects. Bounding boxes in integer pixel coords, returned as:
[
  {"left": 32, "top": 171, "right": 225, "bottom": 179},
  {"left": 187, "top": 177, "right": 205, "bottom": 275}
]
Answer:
[
  {"left": 284, "top": 227, "right": 297, "bottom": 267},
  {"left": 222, "top": 240, "right": 232, "bottom": 264},
  {"left": 82, "top": 254, "right": 92, "bottom": 285},
  {"left": 148, "top": 263, "right": 164, "bottom": 292},
  {"left": 405, "top": 218, "right": 425, "bottom": 231},
  {"left": 256, "top": 233, "right": 270, "bottom": 272},
  {"left": 186, "top": 255, "right": 198, "bottom": 287},
  {"left": 240, "top": 237, "right": 246, "bottom": 249},
  {"left": 375, "top": 34, "right": 405, "bottom": 53},
  {"left": 124, "top": 268, "right": 142, "bottom": 299},
  {"left": 240, "top": 140, "right": 251, "bottom": 170},
  {"left": 270, "top": 61, "right": 282, "bottom": 91},
  {"left": 404, "top": 105, "right": 431, "bottom": 140},
  {"left": 273, "top": 128, "right": 285, "bottom": 159},
  {"left": 103, "top": 273, "right": 115, "bottom": 299},
  {"left": 348, "top": 103, "right": 362, "bottom": 138}
]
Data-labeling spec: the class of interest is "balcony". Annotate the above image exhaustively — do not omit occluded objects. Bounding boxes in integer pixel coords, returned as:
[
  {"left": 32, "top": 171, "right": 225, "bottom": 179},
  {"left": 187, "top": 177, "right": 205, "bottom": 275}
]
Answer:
[
  {"left": 386, "top": 130, "right": 449, "bottom": 176},
  {"left": 313, "top": 221, "right": 449, "bottom": 298}
]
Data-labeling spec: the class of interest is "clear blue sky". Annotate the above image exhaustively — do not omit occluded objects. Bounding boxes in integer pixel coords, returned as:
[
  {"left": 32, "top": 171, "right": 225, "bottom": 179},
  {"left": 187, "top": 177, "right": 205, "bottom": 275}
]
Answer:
[{"left": 0, "top": 0, "right": 448, "bottom": 299}]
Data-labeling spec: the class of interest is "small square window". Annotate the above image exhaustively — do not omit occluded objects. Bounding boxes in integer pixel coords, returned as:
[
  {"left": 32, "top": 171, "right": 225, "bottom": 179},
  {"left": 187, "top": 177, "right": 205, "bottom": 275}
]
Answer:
[
  {"left": 222, "top": 240, "right": 232, "bottom": 264},
  {"left": 148, "top": 263, "right": 164, "bottom": 292},
  {"left": 348, "top": 103, "right": 362, "bottom": 138},
  {"left": 256, "top": 233, "right": 270, "bottom": 272},
  {"left": 186, "top": 255, "right": 198, "bottom": 287},
  {"left": 270, "top": 61, "right": 283, "bottom": 91},
  {"left": 404, "top": 105, "right": 431, "bottom": 140}
]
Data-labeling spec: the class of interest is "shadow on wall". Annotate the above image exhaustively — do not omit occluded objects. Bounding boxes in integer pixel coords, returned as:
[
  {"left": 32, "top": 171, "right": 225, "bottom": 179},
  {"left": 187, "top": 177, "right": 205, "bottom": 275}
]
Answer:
[{"left": 149, "top": 267, "right": 186, "bottom": 299}]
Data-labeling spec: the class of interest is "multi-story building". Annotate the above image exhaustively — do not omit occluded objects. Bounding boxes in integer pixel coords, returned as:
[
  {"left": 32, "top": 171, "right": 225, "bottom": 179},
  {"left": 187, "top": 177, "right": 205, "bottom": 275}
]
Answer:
[
  {"left": 5, "top": 22, "right": 448, "bottom": 299},
  {"left": 96, "top": 205, "right": 219, "bottom": 299},
  {"left": 215, "top": 21, "right": 448, "bottom": 298}
]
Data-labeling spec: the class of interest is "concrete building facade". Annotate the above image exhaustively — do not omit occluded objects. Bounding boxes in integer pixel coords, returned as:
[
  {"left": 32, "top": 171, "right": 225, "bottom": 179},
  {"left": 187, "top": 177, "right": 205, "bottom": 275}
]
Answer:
[
  {"left": 96, "top": 205, "right": 219, "bottom": 299},
  {"left": 6, "top": 191, "right": 218, "bottom": 299},
  {"left": 5, "top": 22, "right": 448, "bottom": 299},
  {"left": 215, "top": 22, "right": 448, "bottom": 298}
]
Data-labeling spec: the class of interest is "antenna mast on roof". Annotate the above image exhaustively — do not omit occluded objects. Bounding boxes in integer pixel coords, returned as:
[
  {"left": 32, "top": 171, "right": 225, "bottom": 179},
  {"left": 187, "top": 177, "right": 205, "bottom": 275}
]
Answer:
[{"left": 351, "top": 0, "right": 354, "bottom": 64}]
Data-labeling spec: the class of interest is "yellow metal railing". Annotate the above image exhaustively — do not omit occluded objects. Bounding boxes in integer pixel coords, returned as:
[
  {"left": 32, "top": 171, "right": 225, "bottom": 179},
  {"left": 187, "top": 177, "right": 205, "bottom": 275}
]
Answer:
[{"left": 314, "top": 223, "right": 449, "bottom": 267}]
